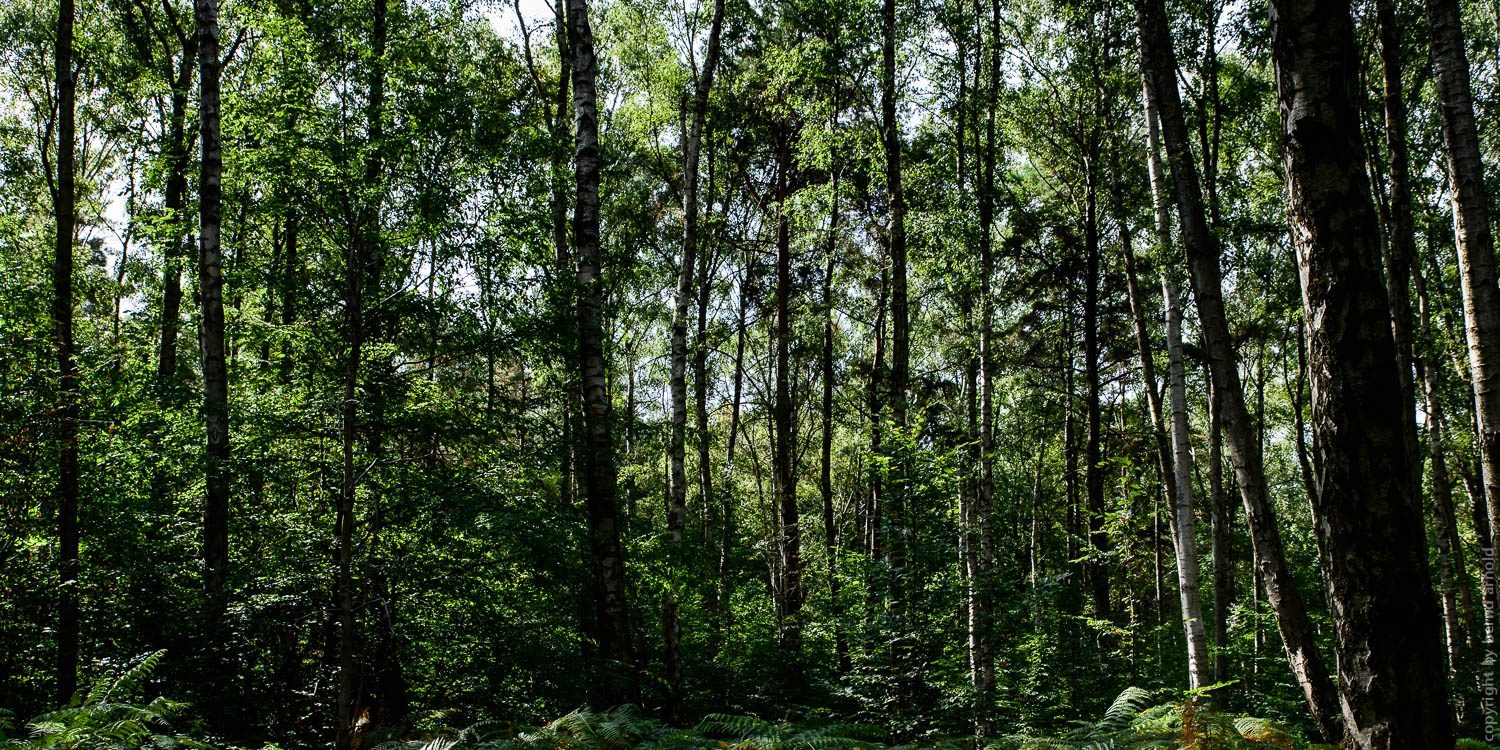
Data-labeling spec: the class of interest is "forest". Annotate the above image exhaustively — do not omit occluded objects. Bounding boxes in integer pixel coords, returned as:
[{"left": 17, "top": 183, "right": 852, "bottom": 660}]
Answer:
[{"left": 1, "top": 0, "right": 1498, "bottom": 742}]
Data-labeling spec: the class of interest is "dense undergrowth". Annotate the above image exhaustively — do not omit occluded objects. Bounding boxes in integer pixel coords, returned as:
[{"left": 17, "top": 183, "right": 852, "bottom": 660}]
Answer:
[
  {"left": 3, "top": 654, "right": 1494, "bottom": 750},
  {"left": 0, "top": 653, "right": 1329, "bottom": 750}
]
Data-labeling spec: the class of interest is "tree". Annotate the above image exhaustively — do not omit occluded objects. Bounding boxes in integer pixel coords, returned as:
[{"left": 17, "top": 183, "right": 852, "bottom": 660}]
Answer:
[
  {"left": 1425, "top": 0, "right": 1500, "bottom": 651},
  {"left": 1268, "top": 0, "right": 1453, "bottom": 740},
  {"left": 772, "top": 122, "right": 803, "bottom": 667},
  {"left": 664, "top": 0, "right": 725, "bottom": 718},
  {"left": 50, "top": 0, "right": 79, "bottom": 704},
  {"left": 194, "top": 0, "right": 230, "bottom": 685},
  {"left": 569, "top": 0, "right": 634, "bottom": 710},
  {"left": 334, "top": 1, "right": 387, "bottom": 745},
  {"left": 1162, "top": 278, "right": 1210, "bottom": 690},
  {"left": 1134, "top": 0, "right": 1342, "bottom": 738},
  {"left": 973, "top": 0, "right": 999, "bottom": 705},
  {"left": 877, "top": 0, "right": 910, "bottom": 655}
]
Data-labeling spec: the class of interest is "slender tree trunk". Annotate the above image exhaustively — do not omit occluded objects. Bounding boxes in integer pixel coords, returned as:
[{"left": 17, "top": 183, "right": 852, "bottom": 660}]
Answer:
[
  {"left": 195, "top": 0, "right": 231, "bottom": 720},
  {"left": 1118, "top": 146, "right": 1175, "bottom": 557},
  {"left": 1208, "top": 378, "right": 1231, "bottom": 687},
  {"left": 335, "top": 1, "right": 388, "bottom": 745},
  {"left": 1083, "top": 151, "right": 1109, "bottom": 622},
  {"left": 1127, "top": 75, "right": 1187, "bottom": 638},
  {"left": 771, "top": 131, "right": 804, "bottom": 672},
  {"left": 663, "top": 0, "right": 724, "bottom": 718},
  {"left": 278, "top": 215, "right": 299, "bottom": 380},
  {"left": 1375, "top": 0, "right": 1421, "bottom": 488},
  {"left": 821, "top": 175, "right": 848, "bottom": 677},
  {"left": 334, "top": 174, "right": 367, "bottom": 750},
  {"left": 882, "top": 0, "right": 907, "bottom": 437},
  {"left": 1418, "top": 266, "right": 1470, "bottom": 666},
  {"left": 1162, "top": 279, "right": 1211, "bottom": 691},
  {"left": 1269, "top": 0, "right": 1453, "bottom": 741},
  {"left": 52, "top": 0, "right": 78, "bottom": 702},
  {"left": 880, "top": 0, "right": 910, "bottom": 657},
  {"left": 865, "top": 269, "right": 888, "bottom": 655},
  {"left": 709, "top": 258, "right": 748, "bottom": 700},
  {"left": 569, "top": 0, "right": 634, "bottom": 710},
  {"left": 974, "top": 0, "right": 999, "bottom": 707},
  {"left": 697, "top": 136, "right": 716, "bottom": 544},
  {"left": 1134, "top": 0, "right": 1342, "bottom": 738},
  {"left": 953, "top": 27, "right": 975, "bottom": 694},
  {"left": 156, "top": 48, "right": 193, "bottom": 384},
  {"left": 1427, "top": 0, "right": 1500, "bottom": 655},
  {"left": 544, "top": 0, "right": 576, "bottom": 511}
]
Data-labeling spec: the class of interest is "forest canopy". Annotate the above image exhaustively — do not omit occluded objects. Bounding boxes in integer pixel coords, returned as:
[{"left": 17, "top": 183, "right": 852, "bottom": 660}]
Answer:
[{"left": 1, "top": 0, "right": 1498, "bottom": 746}]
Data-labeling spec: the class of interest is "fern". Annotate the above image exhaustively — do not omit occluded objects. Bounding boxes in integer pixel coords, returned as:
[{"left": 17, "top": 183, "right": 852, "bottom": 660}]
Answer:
[
  {"left": 7, "top": 651, "right": 208, "bottom": 750},
  {"left": 374, "top": 689, "right": 1323, "bottom": 750}
]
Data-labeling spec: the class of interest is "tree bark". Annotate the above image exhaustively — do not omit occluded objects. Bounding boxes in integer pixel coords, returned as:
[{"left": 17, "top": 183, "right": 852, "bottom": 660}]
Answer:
[
  {"left": 663, "top": 0, "right": 724, "bottom": 718},
  {"left": 1128, "top": 77, "right": 1191, "bottom": 649},
  {"left": 821, "top": 173, "right": 848, "bottom": 677},
  {"left": 156, "top": 36, "right": 194, "bottom": 384},
  {"left": 697, "top": 139, "right": 716, "bottom": 544},
  {"left": 52, "top": 0, "right": 78, "bottom": 702},
  {"left": 1417, "top": 266, "right": 1471, "bottom": 665},
  {"left": 195, "top": 0, "right": 231, "bottom": 718},
  {"left": 880, "top": 0, "right": 910, "bottom": 650},
  {"left": 1427, "top": 0, "right": 1500, "bottom": 653},
  {"left": 771, "top": 130, "right": 803, "bottom": 670},
  {"left": 1208, "top": 377, "right": 1231, "bottom": 687},
  {"left": 1162, "top": 279, "right": 1211, "bottom": 691},
  {"left": 1375, "top": 0, "right": 1421, "bottom": 489},
  {"left": 1122, "top": 235, "right": 1180, "bottom": 621},
  {"left": 974, "top": 0, "right": 999, "bottom": 703},
  {"left": 1268, "top": 0, "right": 1454, "bottom": 741},
  {"left": 335, "top": 0, "right": 388, "bottom": 745},
  {"left": 882, "top": 0, "right": 908, "bottom": 436},
  {"left": 1083, "top": 144, "right": 1109, "bottom": 622},
  {"left": 1134, "top": 0, "right": 1342, "bottom": 739},
  {"left": 568, "top": 0, "right": 634, "bottom": 710}
]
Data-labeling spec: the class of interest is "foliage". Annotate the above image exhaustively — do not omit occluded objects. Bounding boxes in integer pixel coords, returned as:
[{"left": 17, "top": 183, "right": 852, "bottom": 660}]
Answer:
[
  {"left": 362, "top": 690, "right": 1329, "bottom": 750},
  {"left": 3, "top": 652, "right": 206, "bottom": 750},
  {"left": 0, "top": 0, "right": 1490, "bottom": 740}
]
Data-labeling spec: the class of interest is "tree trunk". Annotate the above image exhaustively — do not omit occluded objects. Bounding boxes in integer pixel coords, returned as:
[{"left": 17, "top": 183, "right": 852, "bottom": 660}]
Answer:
[
  {"left": 697, "top": 138, "right": 716, "bottom": 544},
  {"left": 663, "top": 0, "right": 724, "bottom": 718},
  {"left": 335, "top": 0, "right": 388, "bottom": 745},
  {"left": 334, "top": 163, "right": 367, "bottom": 750},
  {"left": 1134, "top": 0, "right": 1342, "bottom": 739},
  {"left": 882, "top": 0, "right": 908, "bottom": 436},
  {"left": 1427, "top": 0, "right": 1500, "bottom": 654},
  {"left": 821, "top": 174, "right": 848, "bottom": 677},
  {"left": 865, "top": 268, "right": 888, "bottom": 655},
  {"left": 1162, "top": 279, "right": 1211, "bottom": 691},
  {"left": 1417, "top": 266, "right": 1470, "bottom": 666},
  {"left": 52, "top": 0, "right": 78, "bottom": 702},
  {"left": 1269, "top": 0, "right": 1454, "bottom": 741},
  {"left": 1208, "top": 377, "right": 1232, "bottom": 687},
  {"left": 880, "top": 0, "right": 909, "bottom": 650},
  {"left": 709, "top": 256, "right": 749, "bottom": 703},
  {"left": 156, "top": 43, "right": 194, "bottom": 384},
  {"left": 1119, "top": 112, "right": 1175, "bottom": 568},
  {"left": 1375, "top": 0, "right": 1421, "bottom": 489},
  {"left": 196, "top": 0, "right": 231, "bottom": 719},
  {"left": 570, "top": 0, "right": 634, "bottom": 710},
  {"left": 772, "top": 130, "right": 803, "bottom": 670},
  {"left": 974, "top": 0, "right": 999, "bottom": 704},
  {"left": 1083, "top": 146, "right": 1109, "bottom": 623}
]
